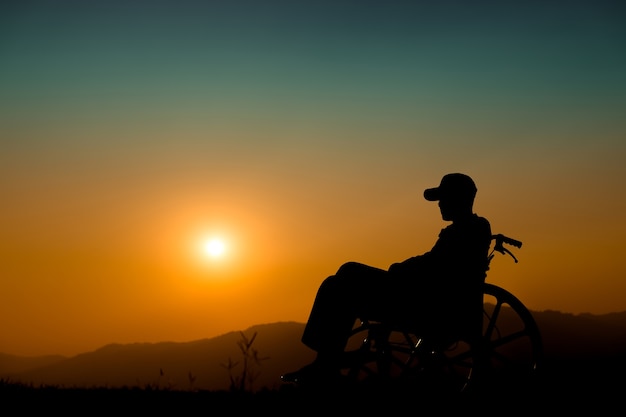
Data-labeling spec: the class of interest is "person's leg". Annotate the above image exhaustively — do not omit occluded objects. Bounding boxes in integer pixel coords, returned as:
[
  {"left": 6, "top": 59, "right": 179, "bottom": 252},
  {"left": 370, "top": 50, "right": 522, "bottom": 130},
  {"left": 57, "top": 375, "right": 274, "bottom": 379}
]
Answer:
[
  {"left": 282, "top": 262, "right": 389, "bottom": 383},
  {"left": 302, "top": 262, "right": 389, "bottom": 354}
]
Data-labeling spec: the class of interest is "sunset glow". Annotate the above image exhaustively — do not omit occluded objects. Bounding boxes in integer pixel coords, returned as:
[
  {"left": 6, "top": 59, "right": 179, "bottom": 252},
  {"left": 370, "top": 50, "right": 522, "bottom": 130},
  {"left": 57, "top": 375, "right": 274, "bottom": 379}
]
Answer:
[
  {"left": 204, "top": 238, "right": 226, "bottom": 258},
  {"left": 1, "top": 1, "right": 625, "bottom": 358}
]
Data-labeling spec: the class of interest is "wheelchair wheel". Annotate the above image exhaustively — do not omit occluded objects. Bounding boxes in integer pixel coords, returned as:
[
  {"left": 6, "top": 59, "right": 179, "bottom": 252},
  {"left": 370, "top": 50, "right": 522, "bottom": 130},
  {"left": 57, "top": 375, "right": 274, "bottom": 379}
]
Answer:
[
  {"left": 432, "top": 283, "right": 543, "bottom": 393},
  {"left": 470, "top": 283, "right": 543, "bottom": 390},
  {"left": 340, "top": 283, "right": 542, "bottom": 393}
]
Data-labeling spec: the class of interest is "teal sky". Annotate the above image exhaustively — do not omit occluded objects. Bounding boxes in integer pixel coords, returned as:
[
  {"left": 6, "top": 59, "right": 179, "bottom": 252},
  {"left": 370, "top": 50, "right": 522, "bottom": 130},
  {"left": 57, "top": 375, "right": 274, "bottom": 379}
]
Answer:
[
  {"left": 3, "top": 1, "right": 624, "bottom": 147},
  {"left": 2, "top": 1, "right": 626, "bottom": 356}
]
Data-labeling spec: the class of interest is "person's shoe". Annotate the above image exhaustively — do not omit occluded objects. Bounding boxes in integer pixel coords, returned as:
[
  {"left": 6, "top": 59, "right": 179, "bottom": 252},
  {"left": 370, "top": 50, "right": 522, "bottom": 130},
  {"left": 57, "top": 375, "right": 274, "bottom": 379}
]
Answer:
[{"left": 280, "top": 362, "right": 340, "bottom": 385}]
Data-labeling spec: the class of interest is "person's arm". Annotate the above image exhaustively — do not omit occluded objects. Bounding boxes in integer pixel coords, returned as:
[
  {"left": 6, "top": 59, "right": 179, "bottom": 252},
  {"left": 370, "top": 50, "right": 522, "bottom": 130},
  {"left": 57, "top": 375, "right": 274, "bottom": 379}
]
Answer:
[
  {"left": 388, "top": 251, "right": 432, "bottom": 275},
  {"left": 387, "top": 227, "right": 448, "bottom": 275}
]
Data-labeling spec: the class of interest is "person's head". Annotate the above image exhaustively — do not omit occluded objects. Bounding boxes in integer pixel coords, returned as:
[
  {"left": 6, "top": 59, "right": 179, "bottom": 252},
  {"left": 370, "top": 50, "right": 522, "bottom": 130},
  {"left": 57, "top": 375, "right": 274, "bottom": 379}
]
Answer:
[{"left": 424, "top": 173, "right": 477, "bottom": 221}]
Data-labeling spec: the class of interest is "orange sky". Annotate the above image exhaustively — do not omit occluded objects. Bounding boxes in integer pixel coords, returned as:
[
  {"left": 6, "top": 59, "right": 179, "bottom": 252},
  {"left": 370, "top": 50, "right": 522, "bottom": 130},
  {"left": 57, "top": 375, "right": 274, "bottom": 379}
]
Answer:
[{"left": 2, "top": 1, "right": 625, "bottom": 356}]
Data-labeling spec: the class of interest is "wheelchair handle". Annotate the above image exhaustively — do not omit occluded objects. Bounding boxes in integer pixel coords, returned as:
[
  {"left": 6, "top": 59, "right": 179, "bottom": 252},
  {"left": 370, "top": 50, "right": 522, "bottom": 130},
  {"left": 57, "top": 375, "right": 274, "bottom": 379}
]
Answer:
[
  {"left": 491, "top": 234, "right": 522, "bottom": 263},
  {"left": 493, "top": 234, "right": 522, "bottom": 248}
]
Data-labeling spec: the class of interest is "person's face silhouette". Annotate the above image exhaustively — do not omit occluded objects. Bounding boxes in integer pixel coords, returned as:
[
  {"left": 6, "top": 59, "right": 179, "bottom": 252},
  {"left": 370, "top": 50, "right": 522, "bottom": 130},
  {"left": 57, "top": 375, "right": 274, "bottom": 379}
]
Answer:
[{"left": 438, "top": 196, "right": 472, "bottom": 222}]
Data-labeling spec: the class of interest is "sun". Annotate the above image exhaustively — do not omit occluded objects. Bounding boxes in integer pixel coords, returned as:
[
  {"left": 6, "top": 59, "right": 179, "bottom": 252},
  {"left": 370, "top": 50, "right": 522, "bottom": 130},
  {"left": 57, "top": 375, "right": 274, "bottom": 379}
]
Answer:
[{"left": 204, "top": 238, "right": 226, "bottom": 258}]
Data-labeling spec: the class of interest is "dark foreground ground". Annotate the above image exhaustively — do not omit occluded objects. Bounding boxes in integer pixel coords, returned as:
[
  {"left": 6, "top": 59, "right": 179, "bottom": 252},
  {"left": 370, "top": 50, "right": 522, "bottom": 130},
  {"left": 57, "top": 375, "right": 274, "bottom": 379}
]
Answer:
[{"left": 3, "top": 358, "right": 623, "bottom": 415}]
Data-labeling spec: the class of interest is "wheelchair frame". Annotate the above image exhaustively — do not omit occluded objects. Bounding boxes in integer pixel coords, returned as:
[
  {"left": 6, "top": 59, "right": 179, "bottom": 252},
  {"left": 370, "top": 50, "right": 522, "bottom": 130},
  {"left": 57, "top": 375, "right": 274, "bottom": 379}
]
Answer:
[{"left": 340, "top": 234, "right": 543, "bottom": 393}]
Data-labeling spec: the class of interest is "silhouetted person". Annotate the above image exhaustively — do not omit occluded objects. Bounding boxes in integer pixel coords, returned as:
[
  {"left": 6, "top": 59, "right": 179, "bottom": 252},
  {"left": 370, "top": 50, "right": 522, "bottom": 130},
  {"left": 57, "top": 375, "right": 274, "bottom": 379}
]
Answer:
[{"left": 281, "top": 173, "right": 492, "bottom": 385}]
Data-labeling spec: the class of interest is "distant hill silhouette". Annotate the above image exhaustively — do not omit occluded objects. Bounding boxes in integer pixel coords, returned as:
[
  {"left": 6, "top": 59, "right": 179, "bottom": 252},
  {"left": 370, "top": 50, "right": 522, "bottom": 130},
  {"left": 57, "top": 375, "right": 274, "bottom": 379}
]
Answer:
[
  {"left": 1, "top": 321, "right": 314, "bottom": 392},
  {"left": 0, "top": 354, "right": 66, "bottom": 375},
  {"left": 538, "top": 310, "right": 626, "bottom": 359},
  {"left": 2, "top": 310, "right": 626, "bottom": 392}
]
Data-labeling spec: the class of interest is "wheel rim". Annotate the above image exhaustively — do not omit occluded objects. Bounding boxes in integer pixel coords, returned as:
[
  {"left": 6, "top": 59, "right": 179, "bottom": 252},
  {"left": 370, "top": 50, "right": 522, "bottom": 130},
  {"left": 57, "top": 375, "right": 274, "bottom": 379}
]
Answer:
[{"left": 472, "top": 283, "right": 543, "bottom": 387}]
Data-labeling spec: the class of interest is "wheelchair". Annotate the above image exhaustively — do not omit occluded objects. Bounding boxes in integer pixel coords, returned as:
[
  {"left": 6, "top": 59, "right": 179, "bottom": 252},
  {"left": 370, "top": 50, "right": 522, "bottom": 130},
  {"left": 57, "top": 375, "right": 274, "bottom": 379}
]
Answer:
[{"left": 338, "top": 234, "right": 543, "bottom": 394}]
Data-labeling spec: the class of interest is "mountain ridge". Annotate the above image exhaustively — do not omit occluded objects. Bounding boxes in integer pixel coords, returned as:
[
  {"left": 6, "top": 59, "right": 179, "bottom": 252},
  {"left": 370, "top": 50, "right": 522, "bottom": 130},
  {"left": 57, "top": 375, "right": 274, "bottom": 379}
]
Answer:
[{"left": 2, "top": 310, "right": 626, "bottom": 392}]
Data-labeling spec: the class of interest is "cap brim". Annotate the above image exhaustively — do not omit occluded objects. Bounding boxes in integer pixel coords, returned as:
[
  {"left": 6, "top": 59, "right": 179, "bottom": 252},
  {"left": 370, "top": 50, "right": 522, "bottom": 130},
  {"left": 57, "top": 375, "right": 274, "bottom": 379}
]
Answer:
[{"left": 423, "top": 187, "right": 440, "bottom": 201}]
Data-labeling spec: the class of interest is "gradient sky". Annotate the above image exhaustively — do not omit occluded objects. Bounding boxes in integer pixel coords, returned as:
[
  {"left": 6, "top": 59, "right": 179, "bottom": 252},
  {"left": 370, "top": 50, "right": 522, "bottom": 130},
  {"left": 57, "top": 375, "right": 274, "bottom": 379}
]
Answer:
[{"left": 1, "top": 0, "right": 625, "bottom": 357}]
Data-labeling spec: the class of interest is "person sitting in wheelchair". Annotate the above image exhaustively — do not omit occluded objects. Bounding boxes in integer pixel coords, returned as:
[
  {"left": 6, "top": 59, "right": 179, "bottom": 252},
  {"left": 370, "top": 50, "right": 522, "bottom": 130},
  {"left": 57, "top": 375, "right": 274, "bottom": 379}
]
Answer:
[{"left": 281, "top": 172, "right": 492, "bottom": 385}]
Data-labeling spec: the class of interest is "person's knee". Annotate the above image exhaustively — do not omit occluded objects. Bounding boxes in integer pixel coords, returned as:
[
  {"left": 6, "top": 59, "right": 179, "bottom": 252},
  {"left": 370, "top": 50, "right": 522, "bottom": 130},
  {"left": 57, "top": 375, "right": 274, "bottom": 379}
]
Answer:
[
  {"left": 336, "top": 261, "right": 361, "bottom": 275},
  {"left": 319, "top": 265, "right": 356, "bottom": 292},
  {"left": 318, "top": 274, "right": 341, "bottom": 293}
]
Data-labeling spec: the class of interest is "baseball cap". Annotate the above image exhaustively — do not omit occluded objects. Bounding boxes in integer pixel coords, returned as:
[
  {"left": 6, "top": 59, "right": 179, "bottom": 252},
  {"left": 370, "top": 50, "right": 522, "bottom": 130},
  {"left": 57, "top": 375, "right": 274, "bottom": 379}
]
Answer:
[{"left": 424, "top": 173, "right": 477, "bottom": 202}]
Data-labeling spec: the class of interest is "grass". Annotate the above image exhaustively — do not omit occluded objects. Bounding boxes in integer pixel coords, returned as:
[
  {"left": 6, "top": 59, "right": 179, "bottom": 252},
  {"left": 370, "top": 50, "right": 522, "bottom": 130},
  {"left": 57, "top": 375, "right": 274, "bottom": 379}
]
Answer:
[{"left": 2, "top": 368, "right": 623, "bottom": 415}]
